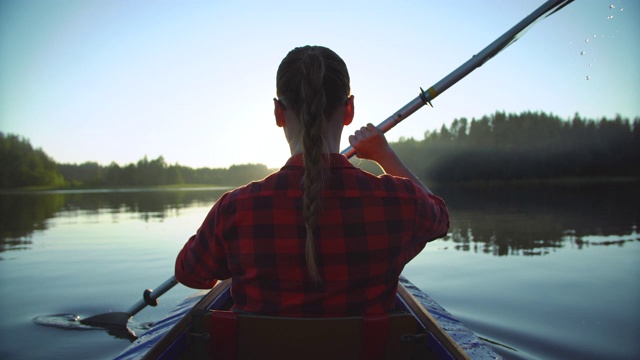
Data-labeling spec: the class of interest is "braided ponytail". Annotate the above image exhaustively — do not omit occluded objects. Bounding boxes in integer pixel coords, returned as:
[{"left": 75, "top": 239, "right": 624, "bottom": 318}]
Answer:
[
  {"left": 299, "top": 52, "right": 327, "bottom": 282},
  {"left": 276, "top": 46, "right": 350, "bottom": 283}
]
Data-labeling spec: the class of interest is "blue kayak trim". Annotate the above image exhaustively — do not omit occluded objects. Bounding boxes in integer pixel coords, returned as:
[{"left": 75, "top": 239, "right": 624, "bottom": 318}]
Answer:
[
  {"left": 115, "top": 276, "right": 500, "bottom": 359},
  {"left": 398, "top": 277, "right": 500, "bottom": 359}
]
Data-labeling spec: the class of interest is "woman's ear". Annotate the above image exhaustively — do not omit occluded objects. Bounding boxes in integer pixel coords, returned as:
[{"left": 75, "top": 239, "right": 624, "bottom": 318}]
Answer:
[
  {"left": 343, "top": 95, "right": 354, "bottom": 126},
  {"left": 274, "top": 98, "right": 285, "bottom": 127}
]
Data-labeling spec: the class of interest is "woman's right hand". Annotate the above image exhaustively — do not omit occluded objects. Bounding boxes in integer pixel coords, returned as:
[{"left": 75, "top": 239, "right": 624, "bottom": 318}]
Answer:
[
  {"left": 348, "top": 123, "right": 433, "bottom": 194},
  {"left": 348, "top": 123, "right": 394, "bottom": 163}
]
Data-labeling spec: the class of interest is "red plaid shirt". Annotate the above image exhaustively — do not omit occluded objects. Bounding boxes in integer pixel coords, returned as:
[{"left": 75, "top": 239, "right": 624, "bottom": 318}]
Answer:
[{"left": 175, "top": 154, "right": 449, "bottom": 317}]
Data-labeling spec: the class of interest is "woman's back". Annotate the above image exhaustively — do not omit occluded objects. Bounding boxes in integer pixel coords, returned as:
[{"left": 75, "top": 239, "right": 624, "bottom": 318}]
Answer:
[{"left": 208, "top": 154, "right": 449, "bottom": 317}]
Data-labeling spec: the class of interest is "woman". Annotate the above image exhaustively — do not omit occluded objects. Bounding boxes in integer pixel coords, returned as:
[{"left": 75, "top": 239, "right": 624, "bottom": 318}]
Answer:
[{"left": 175, "top": 45, "right": 449, "bottom": 317}]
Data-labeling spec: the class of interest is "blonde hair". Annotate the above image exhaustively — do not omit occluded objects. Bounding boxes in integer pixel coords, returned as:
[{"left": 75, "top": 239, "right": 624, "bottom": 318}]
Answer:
[{"left": 276, "top": 46, "right": 350, "bottom": 283}]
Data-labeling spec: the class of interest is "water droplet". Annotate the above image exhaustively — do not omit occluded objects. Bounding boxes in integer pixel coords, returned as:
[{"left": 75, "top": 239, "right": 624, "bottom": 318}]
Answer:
[
  {"left": 620, "top": 8, "right": 624, "bottom": 11},
  {"left": 580, "top": 51, "right": 586, "bottom": 55},
  {"left": 585, "top": 38, "right": 589, "bottom": 43},
  {"left": 609, "top": 4, "right": 615, "bottom": 9},
  {"left": 606, "top": 15, "right": 614, "bottom": 20},
  {"left": 586, "top": 76, "right": 590, "bottom": 80}
]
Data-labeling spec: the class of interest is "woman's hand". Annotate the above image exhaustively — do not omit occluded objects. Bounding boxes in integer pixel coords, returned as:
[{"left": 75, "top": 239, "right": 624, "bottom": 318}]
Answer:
[
  {"left": 348, "top": 123, "right": 433, "bottom": 194},
  {"left": 348, "top": 123, "right": 393, "bottom": 163}
]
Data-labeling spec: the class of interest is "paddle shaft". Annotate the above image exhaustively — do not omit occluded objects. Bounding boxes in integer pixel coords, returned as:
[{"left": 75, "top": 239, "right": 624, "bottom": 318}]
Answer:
[
  {"left": 340, "top": 0, "right": 573, "bottom": 159},
  {"left": 126, "top": 276, "right": 179, "bottom": 317}
]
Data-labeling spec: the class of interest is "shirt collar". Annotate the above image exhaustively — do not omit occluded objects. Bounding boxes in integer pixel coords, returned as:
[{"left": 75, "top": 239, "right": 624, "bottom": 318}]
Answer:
[{"left": 282, "top": 153, "right": 355, "bottom": 170}]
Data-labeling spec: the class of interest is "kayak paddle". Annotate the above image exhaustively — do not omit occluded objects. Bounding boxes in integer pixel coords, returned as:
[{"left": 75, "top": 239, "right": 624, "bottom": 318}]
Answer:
[
  {"left": 80, "top": 0, "right": 573, "bottom": 332},
  {"left": 80, "top": 276, "right": 178, "bottom": 329}
]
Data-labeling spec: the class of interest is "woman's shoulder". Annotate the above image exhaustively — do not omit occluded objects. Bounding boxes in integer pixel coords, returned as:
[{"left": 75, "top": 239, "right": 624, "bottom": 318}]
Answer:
[
  {"left": 332, "top": 166, "right": 425, "bottom": 198},
  {"left": 219, "top": 169, "right": 300, "bottom": 202}
]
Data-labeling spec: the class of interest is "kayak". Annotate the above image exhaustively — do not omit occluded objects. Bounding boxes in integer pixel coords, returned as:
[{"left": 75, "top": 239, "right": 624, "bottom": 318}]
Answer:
[{"left": 115, "top": 276, "right": 500, "bottom": 359}]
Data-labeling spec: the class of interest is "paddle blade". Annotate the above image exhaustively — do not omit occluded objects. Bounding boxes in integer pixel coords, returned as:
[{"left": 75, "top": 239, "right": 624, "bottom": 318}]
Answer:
[
  {"left": 33, "top": 312, "right": 137, "bottom": 339},
  {"left": 80, "top": 311, "right": 131, "bottom": 328},
  {"left": 80, "top": 312, "right": 138, "bottom": 339}
]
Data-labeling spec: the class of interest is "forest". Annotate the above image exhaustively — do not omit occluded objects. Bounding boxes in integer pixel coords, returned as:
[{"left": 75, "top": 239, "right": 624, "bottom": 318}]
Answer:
[
  {"left": 0, "top": 132, "right": 65, "bottom": 188},
  {"left": 389, "top": 111, "right": 640, "bottom": 183},
  {"left": 1, "top": 111, "right": 639, "bottom": 189}
]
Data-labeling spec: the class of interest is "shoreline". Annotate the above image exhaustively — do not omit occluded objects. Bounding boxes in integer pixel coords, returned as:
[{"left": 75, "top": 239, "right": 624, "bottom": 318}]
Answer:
[
  {"left": 0, "top": 184, "right": 234, "bottom": 194},
  {"left": 3, "top": 176, "right": 639, "bottom": 193},
  {"left": 431, "top": 176, "right": 640, "bottom": 188}
]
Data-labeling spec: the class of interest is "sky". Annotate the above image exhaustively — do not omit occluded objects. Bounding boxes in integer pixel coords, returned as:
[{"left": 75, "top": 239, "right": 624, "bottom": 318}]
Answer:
[{"left": 1, "top": 0, "right": 638, "bottom": 169}]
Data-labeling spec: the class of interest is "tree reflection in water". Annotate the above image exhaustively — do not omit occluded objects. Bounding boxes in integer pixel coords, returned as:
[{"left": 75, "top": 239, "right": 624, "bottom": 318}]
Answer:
[
  {"left": 1, "top": 182, "right": 638, "bottom": 257},
  {"left": 0, "top": 192, "right": 64, "bottom": 255},
  {"left": 434, "top": 181, "right": 639, "bottom": 256},
  {"left": 0, "top": 188, "right": 228, "bottom": 256}
]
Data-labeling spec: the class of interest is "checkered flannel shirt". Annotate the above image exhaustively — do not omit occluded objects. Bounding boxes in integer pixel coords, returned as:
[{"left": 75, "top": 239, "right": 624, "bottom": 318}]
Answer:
[{"left": 175, "top": 153, "right": 449, "bottom": 317}]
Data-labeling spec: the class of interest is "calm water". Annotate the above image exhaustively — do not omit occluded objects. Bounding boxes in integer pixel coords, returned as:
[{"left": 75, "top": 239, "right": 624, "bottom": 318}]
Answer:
[{"left": 0, "top": 183, "right": 638, "bottom": 359}]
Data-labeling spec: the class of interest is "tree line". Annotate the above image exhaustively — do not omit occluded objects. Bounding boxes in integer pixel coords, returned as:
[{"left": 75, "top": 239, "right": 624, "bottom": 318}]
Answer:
[
  {"left": 56, "top": 157, "right": 272, "bottom": 187},
  {"left": 0, "top": 132, "right": 273, "bottom": 188},
  {"left": 1, "top": 111, "right": 639, "bottom": 188},
  {"left": 387, "top": 111, "right": 640, "bottom": 183}
]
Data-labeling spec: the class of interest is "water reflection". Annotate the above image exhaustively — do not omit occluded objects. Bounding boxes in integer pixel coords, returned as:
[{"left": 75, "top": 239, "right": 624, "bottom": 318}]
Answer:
[
  {"left": 0, "top": 188, "right": 228, "bottom": 256},
  {"left": 436, "top": 182, "right": 640, "bottom": 256},
  {"left": 0, "top": 192, "right": 65, "bottom": 255},
  {"left": 56, "top": 188, "right": 229, "bottom": 217},
  {"left": 1, "top": 182, "right": 638, "bottom": 257}
]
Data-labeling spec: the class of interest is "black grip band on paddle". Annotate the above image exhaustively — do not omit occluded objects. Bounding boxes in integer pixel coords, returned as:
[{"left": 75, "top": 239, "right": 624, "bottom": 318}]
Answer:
[
  {"left": 419, "top": 87, "right": 434, "bottom": 107},
  {"left": 143, "top": 289, "right": 158, "bottom": 307}
]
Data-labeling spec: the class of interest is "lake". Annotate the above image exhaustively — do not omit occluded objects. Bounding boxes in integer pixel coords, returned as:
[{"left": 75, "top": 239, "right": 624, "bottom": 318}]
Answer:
[{"left": 0, "top": 182, "right": 638, "bottom": 359}]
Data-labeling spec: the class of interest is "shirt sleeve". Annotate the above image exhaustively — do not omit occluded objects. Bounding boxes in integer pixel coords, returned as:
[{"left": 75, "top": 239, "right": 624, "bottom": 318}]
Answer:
[
  {"left": 416, "top": 190, "right": 450, "bottom": 241},
  {"left": 175, "top": 195, "right": 232, "bottom": 289},
  {"left": 403, "top": 184, "right": 450, "bottom": 263}
]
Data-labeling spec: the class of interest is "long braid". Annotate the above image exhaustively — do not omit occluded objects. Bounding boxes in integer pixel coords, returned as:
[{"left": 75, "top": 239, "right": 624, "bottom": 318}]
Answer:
[
  {"left": 300, "top": 52, "right": 327, "bottom": 283},
  {"left": 276, "top": 46, "right": 350, "bottom": 283}
]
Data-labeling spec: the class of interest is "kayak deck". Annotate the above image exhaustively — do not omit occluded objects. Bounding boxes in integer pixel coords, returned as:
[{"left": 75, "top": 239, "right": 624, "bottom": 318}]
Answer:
[{"left": 115, "top": 276, "right": 500, "bottom": 359}]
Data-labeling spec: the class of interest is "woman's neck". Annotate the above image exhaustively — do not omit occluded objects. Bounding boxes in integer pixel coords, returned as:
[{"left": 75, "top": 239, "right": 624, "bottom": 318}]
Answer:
[{"left": 284, "top": 113, "right": 344, "bottom": 156}]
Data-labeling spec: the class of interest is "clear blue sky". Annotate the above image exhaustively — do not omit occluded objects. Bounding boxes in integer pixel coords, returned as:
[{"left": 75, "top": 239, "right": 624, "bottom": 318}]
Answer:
[{"left": 1, "top": 0, "right": 638, "bottom": 169}]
